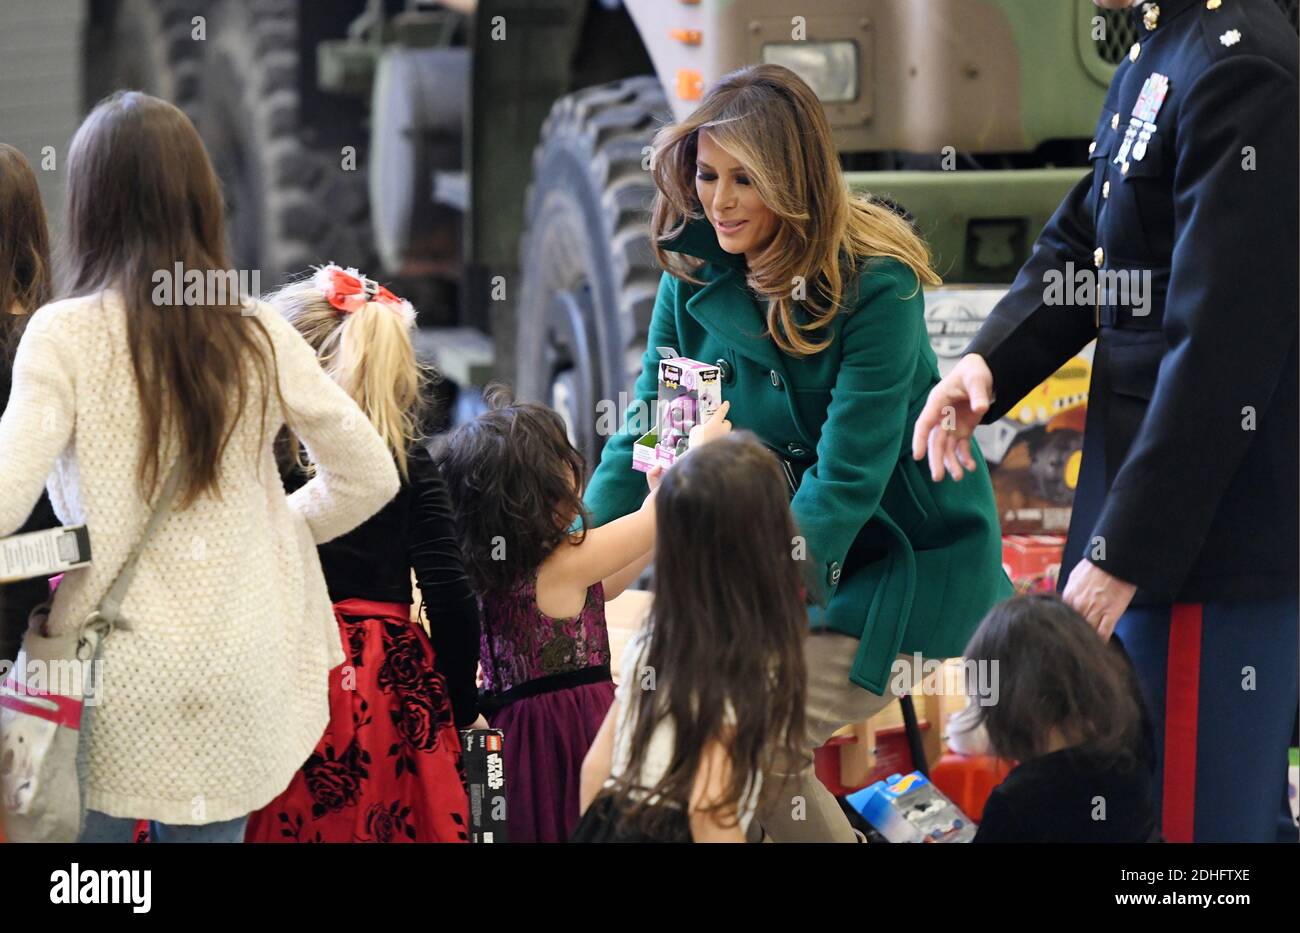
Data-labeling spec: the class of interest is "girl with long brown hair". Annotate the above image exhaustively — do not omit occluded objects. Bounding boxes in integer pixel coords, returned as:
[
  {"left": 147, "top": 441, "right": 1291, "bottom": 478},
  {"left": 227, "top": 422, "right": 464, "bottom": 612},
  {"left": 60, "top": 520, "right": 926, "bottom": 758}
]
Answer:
[
  {"left": 583, "top": 64, "right": 1010, "bottom": 842},
  {"left": 0, "top": 143, "right": 60, "bottom": 664},
  {"left": 0, "top": 92, "right": 398, "bottom": 842},
  {"left": 244, "top": 265, "right": 481, "bottom": 843},
  {"left": 576, "top": 433, "right": 808, "bottom": 842}
]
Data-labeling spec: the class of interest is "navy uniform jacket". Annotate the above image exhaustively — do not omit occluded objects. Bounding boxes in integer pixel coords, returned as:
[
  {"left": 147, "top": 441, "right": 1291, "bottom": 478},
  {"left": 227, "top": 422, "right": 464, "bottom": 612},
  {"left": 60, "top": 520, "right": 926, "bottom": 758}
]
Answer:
[{"left": 966, "top": 0, "right": 1298, "bottom": 605}]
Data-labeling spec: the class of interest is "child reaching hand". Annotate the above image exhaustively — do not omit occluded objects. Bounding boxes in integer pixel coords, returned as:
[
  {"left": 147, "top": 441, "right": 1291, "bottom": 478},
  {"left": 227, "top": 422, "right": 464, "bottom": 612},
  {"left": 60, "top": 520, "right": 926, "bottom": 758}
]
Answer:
[
  {"left": 575, "top": 433, "right": 809, "bottom": 843},
  {"left": 440, "top": 389, "right": 731, "bottom": 842},
  {"left": 957, "top": 594, "right": 1158, "bottom": 843}
]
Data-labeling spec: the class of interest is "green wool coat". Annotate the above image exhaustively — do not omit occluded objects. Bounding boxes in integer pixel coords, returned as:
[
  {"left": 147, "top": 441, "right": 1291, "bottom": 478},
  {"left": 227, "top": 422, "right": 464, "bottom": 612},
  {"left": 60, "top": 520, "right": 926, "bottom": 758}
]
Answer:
[{"left": 584, "top": 219, "right": 1011, "bottom": 694}]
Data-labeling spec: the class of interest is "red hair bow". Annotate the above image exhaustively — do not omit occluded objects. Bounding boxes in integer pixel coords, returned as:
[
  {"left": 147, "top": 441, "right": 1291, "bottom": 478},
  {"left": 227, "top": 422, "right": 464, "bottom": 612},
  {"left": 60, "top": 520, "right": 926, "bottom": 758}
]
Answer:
[{"left": 312, "top": 263, "right": 414, "bottom": 325}]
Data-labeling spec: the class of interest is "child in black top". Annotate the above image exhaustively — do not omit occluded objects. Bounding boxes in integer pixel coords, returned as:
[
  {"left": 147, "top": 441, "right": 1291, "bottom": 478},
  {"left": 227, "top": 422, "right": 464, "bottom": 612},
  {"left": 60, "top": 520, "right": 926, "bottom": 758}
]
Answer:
[{"left": 955, "top": 594, "right": 1158, "bottom": 843}]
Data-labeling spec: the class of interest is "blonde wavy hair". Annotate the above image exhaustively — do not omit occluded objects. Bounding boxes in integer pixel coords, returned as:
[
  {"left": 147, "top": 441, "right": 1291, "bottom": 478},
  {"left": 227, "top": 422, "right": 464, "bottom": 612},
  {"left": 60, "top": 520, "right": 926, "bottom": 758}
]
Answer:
[
  {"left": 267, "top": 271, "right": 429, "bottom": 480},
  {"left": 650, "top": 64, "right": 941, "bottom": 357}
]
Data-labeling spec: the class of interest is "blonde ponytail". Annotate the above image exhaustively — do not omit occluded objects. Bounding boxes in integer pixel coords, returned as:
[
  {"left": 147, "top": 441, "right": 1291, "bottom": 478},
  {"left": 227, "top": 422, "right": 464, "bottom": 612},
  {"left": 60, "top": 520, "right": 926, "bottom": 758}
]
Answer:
[{"left": 268, "top": 272, "right": 429, "bottom": 481}]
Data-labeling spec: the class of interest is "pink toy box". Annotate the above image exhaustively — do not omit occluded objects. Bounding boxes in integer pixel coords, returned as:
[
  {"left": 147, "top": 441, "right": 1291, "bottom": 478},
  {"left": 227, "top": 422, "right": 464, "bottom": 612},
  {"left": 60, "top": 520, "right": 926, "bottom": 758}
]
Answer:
[{"left": 631, "top": 350, "right": 723, "bottom": 473}]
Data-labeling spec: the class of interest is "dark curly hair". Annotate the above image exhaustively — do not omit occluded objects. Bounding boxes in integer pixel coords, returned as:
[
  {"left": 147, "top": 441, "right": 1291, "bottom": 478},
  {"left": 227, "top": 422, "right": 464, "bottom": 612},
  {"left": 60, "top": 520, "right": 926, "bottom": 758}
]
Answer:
[{"left": 438, "top": 385, "right": 589, "bottom": 596}]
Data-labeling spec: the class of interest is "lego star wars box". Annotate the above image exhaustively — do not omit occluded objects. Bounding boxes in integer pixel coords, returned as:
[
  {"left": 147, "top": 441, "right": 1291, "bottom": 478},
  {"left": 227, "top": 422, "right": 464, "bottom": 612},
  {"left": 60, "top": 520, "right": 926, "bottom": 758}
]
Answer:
[
  {"left": 925, "top": 287, "right": 1094, "bottom": 535},
  {"left": 459, "top": 728, "right": 508, "bottom": 843},
  {"left": 0, "top": 525, "right": 91, "bottom": 585}
]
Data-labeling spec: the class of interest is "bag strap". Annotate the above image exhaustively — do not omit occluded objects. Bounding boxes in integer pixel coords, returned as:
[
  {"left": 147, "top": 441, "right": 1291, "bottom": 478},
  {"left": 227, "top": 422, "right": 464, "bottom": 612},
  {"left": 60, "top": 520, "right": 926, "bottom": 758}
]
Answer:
[{"left": 94, "top": 459, "right": 184, "bottom": 628}]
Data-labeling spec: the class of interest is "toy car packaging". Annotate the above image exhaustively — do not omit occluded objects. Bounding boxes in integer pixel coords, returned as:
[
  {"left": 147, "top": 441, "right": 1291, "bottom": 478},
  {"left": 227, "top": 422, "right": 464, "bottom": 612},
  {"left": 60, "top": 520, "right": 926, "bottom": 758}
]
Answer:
[
  {"left": 847, "top": 770, "right": 977, "bottom": 843},
  {"left": 631, "top": 348, "right": 723, "bottom": 473}
]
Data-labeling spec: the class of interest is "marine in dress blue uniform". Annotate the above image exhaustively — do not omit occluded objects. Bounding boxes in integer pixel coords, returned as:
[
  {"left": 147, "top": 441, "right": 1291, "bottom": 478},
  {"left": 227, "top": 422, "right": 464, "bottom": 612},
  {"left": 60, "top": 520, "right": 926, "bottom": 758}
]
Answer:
[{"left": 964, "top": 0, "right": 1298, "bottom": 842}]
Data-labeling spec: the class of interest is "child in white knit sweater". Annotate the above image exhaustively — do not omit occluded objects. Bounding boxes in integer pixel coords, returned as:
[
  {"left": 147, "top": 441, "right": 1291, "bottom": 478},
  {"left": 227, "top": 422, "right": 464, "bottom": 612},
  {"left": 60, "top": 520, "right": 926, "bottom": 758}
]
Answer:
[{"left": 0, "top": 92, "right": 397, "bottom": 842}]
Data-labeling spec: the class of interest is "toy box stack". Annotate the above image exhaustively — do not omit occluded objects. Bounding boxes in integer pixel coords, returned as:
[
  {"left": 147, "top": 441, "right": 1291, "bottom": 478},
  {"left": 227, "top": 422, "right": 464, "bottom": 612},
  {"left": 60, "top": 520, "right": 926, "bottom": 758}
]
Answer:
[
  {"left": 631, "top": 350, "right": 723, "bottom": 473},
  {"left": 925, "top": 287, "right": 1094, "bottom": 535}
]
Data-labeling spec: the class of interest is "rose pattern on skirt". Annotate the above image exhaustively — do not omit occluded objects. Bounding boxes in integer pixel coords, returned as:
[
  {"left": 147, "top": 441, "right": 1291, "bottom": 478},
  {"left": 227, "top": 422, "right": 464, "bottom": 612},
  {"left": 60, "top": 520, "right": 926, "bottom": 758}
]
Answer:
[{"left": 244, "top": 603, "right": 469, "bottom": 843}]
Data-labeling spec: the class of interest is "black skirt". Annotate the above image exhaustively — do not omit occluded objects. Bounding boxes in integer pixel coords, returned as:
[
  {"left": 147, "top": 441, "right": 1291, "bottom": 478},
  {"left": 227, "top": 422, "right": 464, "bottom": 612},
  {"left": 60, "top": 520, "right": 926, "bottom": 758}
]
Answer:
[{"left": 570, "top": 793, "right": 691, "bottom": 843}]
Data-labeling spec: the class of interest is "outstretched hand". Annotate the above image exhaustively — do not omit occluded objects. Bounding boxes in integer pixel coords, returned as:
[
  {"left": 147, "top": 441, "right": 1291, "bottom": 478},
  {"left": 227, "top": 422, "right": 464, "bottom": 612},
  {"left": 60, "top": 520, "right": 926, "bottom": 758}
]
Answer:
[
  {"left": 910, "top": 354, "right": 994, "bottom": 482},
  {"left": 688, "top": 400, "right": 732, "bottom": 449}
]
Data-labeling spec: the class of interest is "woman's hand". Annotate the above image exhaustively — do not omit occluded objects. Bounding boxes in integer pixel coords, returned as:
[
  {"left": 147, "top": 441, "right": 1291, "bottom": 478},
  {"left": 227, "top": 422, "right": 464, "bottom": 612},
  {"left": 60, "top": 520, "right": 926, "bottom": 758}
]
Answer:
[
  {"left": 466, "top": 714, "right": 490, "bottom": 731},
  {"left": 645, "top": 464, "right": 665, "bottom": 493},
  {"left": 687, "top": 400, "right": 732, "bottom": 449},
  {"left": 910, "top": 354, "right": 994, "bottom": 482}
]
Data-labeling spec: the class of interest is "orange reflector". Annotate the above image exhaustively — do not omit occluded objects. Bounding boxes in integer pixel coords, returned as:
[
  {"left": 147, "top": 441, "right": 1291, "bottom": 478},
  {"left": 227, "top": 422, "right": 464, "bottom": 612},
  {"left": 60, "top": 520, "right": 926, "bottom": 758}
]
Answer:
[
  {"left": 669, "top": 28, "right": 702, "bottom": 45},
  {"left": 676, "top": 68, "right": 704, "bottom": 100}
]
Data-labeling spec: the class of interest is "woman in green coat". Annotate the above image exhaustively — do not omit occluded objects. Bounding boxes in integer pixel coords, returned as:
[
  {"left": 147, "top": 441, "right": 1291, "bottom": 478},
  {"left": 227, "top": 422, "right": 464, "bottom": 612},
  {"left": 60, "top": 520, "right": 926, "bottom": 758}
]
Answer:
[{"left": 583, "top": 64, "right": 1010, "bottom": 842}]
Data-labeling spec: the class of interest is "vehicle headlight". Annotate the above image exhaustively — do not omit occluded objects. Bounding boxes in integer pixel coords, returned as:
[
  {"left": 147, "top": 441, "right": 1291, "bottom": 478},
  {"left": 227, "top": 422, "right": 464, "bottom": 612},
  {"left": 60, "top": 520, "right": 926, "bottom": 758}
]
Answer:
[{"left": 761, "top": 41, "right": 859, "bottom": 103}]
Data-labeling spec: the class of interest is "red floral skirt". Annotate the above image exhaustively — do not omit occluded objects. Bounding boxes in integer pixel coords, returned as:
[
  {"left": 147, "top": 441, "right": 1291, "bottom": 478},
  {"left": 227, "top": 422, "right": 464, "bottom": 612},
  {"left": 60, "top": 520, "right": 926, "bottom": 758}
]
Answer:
[{"left": 245, "top": 599, "right": 470, "bottom": 843}]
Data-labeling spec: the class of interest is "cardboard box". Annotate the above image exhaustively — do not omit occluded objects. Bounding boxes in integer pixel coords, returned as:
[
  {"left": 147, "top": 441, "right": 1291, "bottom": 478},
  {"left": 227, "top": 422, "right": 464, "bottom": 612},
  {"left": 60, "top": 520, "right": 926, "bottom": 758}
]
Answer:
[
  {"left": 926, "top": 287, "right": 1094, "bottom": 534},
  {"left": 1001, "top": 534, "right": 1067, "bottom": 593},
  {"left": 0, "top": 525, "right": 91, "bottom": 585},
  {"left": 631, "top": 351, "right": 723, "bottom": 474},
  {"left": 459, "top": 728, "right": 508, "bottom": 843}
]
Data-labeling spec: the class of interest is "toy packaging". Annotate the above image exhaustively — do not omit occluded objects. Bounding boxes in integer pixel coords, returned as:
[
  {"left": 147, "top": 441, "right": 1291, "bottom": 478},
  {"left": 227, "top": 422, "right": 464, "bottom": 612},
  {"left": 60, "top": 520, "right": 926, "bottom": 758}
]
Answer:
[
  {"left": 459, "top": 727, "right": 508, "bottom": 843},
  {"left": 631, "top": 348, "right": 723, "bottom": 473},
  {"left": 846, "top": 770, "right": 977, "bottom": 843},
  {"left": 0, "top": 525, "right": 91, "bottom": 585},
  {"left": 1001, "top": 534, "right": 1067, "bottom": 593},
  {"left": 925, "top": 287, "right": 1094, "bottom": 535}
]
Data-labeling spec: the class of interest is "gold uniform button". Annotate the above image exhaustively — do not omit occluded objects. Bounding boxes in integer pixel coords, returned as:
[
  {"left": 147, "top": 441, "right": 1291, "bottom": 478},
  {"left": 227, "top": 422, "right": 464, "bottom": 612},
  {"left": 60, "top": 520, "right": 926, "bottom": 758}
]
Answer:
[
  {"left": 1207, "top": 0, "right": 1221, "bottom": 9},
  {"left": 1088, "top": 140, "right": 1097, "bottom": 155},
  {"left": 1111, "top": 113, "right": 1120, "bottom": 130},
  {"left": 1094, "top": 247, "right": 1105, "bottom": 267},
  {"left": 1130, "top": 42, "right": 1141, "bottom": 62},
  {"left": 1121, "top": 161, "right": 1131, "bottom": 175},
  {"left": 1102, "top": 180, "right": 1111, "bottom": 198}
]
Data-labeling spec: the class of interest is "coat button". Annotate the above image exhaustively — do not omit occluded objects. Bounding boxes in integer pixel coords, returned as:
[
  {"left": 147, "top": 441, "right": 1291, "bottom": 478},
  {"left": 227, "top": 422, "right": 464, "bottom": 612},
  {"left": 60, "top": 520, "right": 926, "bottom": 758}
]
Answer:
[
  {"left": 1102, "top": 180, "right": 1110, "bottom": 199},
  {"left": 1093, "top": 246, "right": 1104, "bottom": 267},
  {"left": 715, "top": 358, "right": 733, "bottom": 383},
  {"left": 1121, "top": 160, "right": 1130, "bottom": 175},
  {"left": 1087, "top": 140, "right": 1096, "bottom": 155},
  {"left": 827, "top": 561, "right": 842, "bottom": 586},
  {"left": 1129, "top": 42, "right": 1140, "bottom": 62},
  {"left": 1111, "top": 112, "right": 1119, "bottom": 131},
  {"left": 787, "top": 443, "right": 809, "bottom": 458},
  {"left": 769, "top": 369, "right": 783, "bottom": 389}
]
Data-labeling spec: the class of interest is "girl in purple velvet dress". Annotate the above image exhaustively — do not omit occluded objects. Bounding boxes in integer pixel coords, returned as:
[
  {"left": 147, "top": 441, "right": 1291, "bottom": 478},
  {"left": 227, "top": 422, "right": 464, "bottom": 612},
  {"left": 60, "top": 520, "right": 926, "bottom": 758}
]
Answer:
[{"left": 440, "top": 387, "right": 729, "bottom": 841}]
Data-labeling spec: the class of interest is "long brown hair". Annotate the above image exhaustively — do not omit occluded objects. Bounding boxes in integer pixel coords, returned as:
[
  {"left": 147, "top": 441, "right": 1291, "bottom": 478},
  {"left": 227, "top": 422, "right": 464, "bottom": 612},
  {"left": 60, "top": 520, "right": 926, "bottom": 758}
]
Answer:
[
  {"left": 959, "top": 594, "right": 1146, "bottom": 766},
  {"left": 0, "top": 144, "right": 52, "bottom": 364},
  {"left": 650, "top": 64, "right": 940, "bottom": 357},
  {"left": 62, "top": 92, "right": 279, "bottom": 506},
  {"left": 611, "top": 433, "right": 808, "bottom": 836},
  {"left": 438, "top": 385, "right": 589, "bottom": 596}
]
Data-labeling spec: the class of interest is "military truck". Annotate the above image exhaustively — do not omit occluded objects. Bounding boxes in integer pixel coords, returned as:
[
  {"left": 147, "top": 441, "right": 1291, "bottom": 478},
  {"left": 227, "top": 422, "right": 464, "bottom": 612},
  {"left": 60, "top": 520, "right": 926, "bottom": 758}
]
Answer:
[{"left": 71, "top": 0, "right": 1300, "bottom": 466}]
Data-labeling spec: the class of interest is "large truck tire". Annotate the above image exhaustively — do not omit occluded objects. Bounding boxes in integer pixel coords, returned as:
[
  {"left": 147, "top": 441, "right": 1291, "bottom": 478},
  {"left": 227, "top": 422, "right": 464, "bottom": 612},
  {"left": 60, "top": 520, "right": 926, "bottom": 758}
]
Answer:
[
  {"left": 515, "top": 77, "right": 669, "bottom": 470},
  {"left": 82, "top": 0, "right": 205, "bottom": 112},
  {"left": 197, "top": 0, "right": 376, "bottom": 289}
]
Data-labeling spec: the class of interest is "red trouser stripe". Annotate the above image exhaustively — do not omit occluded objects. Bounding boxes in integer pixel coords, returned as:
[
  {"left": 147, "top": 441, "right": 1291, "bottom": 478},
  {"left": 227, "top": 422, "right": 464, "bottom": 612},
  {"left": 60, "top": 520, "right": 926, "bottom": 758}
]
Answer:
[{"left": 1163, "top": 603, "right": 1203, "bottom": 843}]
